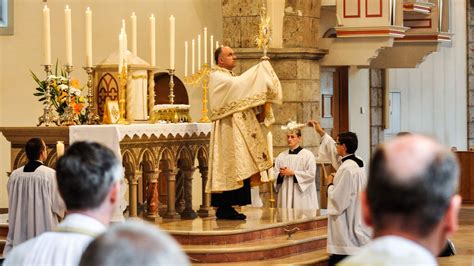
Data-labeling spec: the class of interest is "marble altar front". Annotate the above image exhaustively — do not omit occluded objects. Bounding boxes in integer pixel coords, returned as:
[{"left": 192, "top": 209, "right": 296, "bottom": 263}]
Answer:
[{"left": 0, "top": 123, "right": 213, "bottom": 220}]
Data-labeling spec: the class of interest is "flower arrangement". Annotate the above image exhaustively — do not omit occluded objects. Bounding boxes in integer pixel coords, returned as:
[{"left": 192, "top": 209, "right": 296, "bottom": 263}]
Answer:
[{"left": 32, "top": 63, "right": 87, "bottom": 124}]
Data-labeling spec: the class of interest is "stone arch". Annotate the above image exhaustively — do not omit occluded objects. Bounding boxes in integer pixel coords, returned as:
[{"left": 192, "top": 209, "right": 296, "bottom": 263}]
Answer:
[
  {"left": 196, "top": 145, "right": 209, "bottom": 168},
  {"left": 137, "top": 148, "right": 156, "bottom": 214}
]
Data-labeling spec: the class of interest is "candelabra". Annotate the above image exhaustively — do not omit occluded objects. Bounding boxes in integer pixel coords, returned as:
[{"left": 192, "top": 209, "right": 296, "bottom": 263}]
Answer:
[
  {"left": 83, "top": 66, "right": 100, "bottom": 124},
  {"left": 117, "top": 63, "right": 130, "bottom": 125},
  {"left": 269, "top": 182, "right": 276, "bottom": 208},
  {"left": 59, "top": 65, "right": 76, "bottom": 126},
  {"left": 37, "top": 64, "right": 59, "bottom": 127},
  {"left": 168, "top": 68, "right": 176, "bottom": 105},
  {"left": 184, "top": 64, "right": 211, "bottom": 123}
]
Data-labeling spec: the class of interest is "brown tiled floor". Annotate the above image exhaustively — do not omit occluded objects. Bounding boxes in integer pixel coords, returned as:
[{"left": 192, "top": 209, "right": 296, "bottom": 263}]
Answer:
[{"left": 438, "top": 206, "right": 474, "bottom": 266}]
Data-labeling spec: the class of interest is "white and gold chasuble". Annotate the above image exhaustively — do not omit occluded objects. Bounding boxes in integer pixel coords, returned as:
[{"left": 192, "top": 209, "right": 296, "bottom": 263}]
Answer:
[{"left": 206, "top": 61, "right": 282, "bottom": 193}]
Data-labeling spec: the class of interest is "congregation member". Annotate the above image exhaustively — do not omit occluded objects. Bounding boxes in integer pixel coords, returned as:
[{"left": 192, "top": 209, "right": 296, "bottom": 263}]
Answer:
[
  {"left": 4, "top": 141, "right": 122, "bottom": 266},
  {"left": 340, "top": 134, "right": 461, "bottom": 265},
  {"left": 3, "top": 138, "right": 65, "bottom": 255},
  {"left": 309, "top": 120, "right": 371, "bottom": 265},
  {"left": 79, "top": 220, "right": 189, "bottom": 266},
  {"left": 207, "top": 46, "right": 282, "bottom": 220},
  {"left": 274, "top": 128, "right": 318, "bottom": 210}
]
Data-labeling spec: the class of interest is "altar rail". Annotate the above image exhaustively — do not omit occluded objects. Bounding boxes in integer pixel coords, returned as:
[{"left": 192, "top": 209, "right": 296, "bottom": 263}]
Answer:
[{"left": 0, "top": 125, "right": 213, "bottom": 220}]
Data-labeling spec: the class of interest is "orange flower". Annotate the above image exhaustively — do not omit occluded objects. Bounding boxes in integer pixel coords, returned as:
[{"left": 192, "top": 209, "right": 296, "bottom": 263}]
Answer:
[
  {"left": 70, "top": 102, "right": 84, "bottom": 114},
  {"left": 70, "top": 79, "right": 80, "bottom": 88}
]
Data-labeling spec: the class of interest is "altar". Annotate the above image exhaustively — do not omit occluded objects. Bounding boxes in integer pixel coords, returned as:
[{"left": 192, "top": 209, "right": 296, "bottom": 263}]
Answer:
[{"left": 0, "top": 123, "right": 213, "bottom": 220}]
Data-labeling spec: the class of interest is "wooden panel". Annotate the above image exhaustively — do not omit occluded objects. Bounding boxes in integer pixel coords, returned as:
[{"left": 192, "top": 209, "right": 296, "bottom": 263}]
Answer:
[
  {"left": 456, "top": 152, "right": 474, "bottom": 204},
  {"left": 404, "top": 19, "right": 432, "bottom": 29},
  {"left": 365, "top": 0, "right": 383, "bottom": 17},
  {"left": 343, "top": 0, "right": 361, "bottom": 18}
]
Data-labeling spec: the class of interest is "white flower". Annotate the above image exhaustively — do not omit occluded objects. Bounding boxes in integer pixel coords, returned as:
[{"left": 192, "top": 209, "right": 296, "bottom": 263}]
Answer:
[
  {"left": 70, "top": 87, "right": 82, "bottom": 96},
  {"left": 59, "top": 84, "right": 69, "bottom": 91}
]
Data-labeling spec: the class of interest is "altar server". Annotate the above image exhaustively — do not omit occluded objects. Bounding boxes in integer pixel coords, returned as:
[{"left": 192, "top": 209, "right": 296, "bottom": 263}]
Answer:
[
  {"left": 274, "top": 128, "right": 318, "bottom": 210},
  {"left": 3, "top": 138, "right": 65, "bottom": 255}
]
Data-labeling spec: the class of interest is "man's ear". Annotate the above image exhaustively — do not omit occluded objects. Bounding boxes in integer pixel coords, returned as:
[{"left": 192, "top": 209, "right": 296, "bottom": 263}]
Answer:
[
  {"left": 108, "top": 181, "right": 121, "bottom": 205},
  {"left": 442, "top": 194, "right": 462, "bottom": 236},
  {"left": 361, "top": 191, "right": 373, "bottom": 227}
]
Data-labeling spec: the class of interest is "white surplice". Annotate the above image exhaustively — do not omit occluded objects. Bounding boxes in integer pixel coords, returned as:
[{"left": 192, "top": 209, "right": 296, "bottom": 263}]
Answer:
[
  {"left": 340, "top": 236, "right": 437, "bottom": 266},
  {"left": 206, "top": 61, "right": 282, "bottom": 193},
  {"left": 4, "top": 214, "right": 106, "bottom": 266},
  {"left": 316, "top": 133, "right": 341, "bottom": 171},
  {"left": 274, "top": 148, "right": 319, "bottom": 210},
  {"left": 327, "top": 155, "right": 371, "bottom": 255},
  {"left": 3, "top": 165, "right": 65, "bottom": 255}
]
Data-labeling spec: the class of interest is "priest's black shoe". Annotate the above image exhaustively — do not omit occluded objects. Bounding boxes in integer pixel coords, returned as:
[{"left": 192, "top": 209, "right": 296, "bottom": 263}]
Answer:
[{"left": 216, "top": 207, "right": 246, "bottom": 220}]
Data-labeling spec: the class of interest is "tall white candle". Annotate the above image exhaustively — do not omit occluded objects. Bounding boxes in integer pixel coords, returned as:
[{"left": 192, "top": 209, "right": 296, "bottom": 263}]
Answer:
[
  {"left": 123, "top": 28, "right": 128, "bottom": 68},
  {"left": 203, "top": 27, "right": 207, "bottom": 64},
  {"left": 169, "top": 15, "right": 175, "bottom": 69},
  {"left": 191, "top": 39, "right": 195, "bottom": 74},
  {"left": 197, "top": 34, "right": 201, "bottom": 70},
  {"left": 216, "top": 40, "right": 219, "bottom": 49},
  {"left": 210, "top": 35, "right": 214, "bottom": 67},
  {"left": 43, "top": 5, "right": 51, "bottom": 66},
  {"left": 56, "top": 141, "right": 65, "bottom": 158},
  {"left": 65, "top": 5, "right": 72, "bottom": 66},
  {"left": 184, "top": 41, "right": 188, "bottom": 77},
  {"left": 85, "top": 7, "right": 92, "bottom": 67},
  {"left": 119, "top": 32, "right": 124, "bottom": 73},
  {"left": 267, "top": 131, "right": 273, "bottom": 162},
  {"left": 150, "top": 14, "right": 155, "bottom": 66},
  {"left": 131, "top": 12, "right": 137, "bottom": 56}
]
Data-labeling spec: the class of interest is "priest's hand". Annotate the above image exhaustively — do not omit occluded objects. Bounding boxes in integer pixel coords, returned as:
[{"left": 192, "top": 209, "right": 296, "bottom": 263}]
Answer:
[{"left": 279, "top": 167, "right": 295, "bottom": 176}]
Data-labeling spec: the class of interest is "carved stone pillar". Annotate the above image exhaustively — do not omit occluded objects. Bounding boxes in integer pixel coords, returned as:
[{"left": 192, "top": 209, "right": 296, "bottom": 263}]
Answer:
[
  {"left": 128, "top": 170, "right": 141, "bottom": 217},
  {"left": 163, "top": 169, "right": 180, "bottom": 219},
  {"left": 146, "top": 168, "right": 160, "bottom": 218},
  {"left": 197, "top": 166, "right": 215, "bottom": 217},
  {"left": 181, "top": 167, "right": 197, "bottom": 219}
]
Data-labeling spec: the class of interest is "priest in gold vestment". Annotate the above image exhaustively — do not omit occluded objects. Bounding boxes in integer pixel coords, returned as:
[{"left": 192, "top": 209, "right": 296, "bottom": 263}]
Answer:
[{"left": 206, "top": 46, "right": 282, "bottom": 219}]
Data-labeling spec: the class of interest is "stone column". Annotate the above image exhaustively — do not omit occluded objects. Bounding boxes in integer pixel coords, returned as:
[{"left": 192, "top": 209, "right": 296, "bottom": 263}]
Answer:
[
  {"left": 146, "top": 168, "right": 160, "bottom": 218},
  {"left": 180, "top": 167, "right": 198, "bottom": 219},
  {"left": 468, "top": 1, "right": 474, "bottom": 147},
  {"left": 163, "top": 169, "right": 180, "bottom": 219},
  {"left": 197, "top": 166, "right": 214, "bottom": 217},
  {"left": 128, "top": 170, "right": 141, "bottom": 217},
  {"left": 370, "top": 69, "right": 385, "bottom": 155}
]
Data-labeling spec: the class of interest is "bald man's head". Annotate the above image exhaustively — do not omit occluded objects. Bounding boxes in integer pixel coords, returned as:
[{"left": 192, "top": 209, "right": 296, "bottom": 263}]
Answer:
[{"left": 367, "top": 135, "right": 459, "bottom": 237}]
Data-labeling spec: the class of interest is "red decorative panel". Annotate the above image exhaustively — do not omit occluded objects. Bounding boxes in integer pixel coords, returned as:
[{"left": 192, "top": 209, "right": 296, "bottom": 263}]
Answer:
[
  {"left": 343, "top": 0, "right": 361, "bottom": 18},
  {"left": 404, "top": 19, "right": 432, "bottom": 29},
  {"left": 97, "top": 73, "right": 119, "bottom": 117},
  {"left": 366, "top": 0, "right": 383, "bottom": 17}
]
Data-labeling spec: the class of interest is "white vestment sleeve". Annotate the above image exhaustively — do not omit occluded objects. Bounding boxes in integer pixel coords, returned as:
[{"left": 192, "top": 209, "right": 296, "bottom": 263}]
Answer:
[
  {"left": 327, "top": 166, "right": 354, "bottom": 216},
  {"left": 318, "top": 133, "right": 340, "bottom": 171},
  {"left": 293, "top": 151, "right": 316, "bottom": 193},
  {"left": 273, "top": 155, "right": 283, "bottom": 192}
]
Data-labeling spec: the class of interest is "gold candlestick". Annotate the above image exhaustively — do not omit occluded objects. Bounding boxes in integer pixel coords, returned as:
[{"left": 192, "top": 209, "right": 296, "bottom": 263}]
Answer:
[
  {"left": 117, "top": 62, "right": 130, "bottom": 125},
  {"left": 83, "top": 66, "right": 100, "bottom": 124},
  {"left": 60, "top": 65, "right": 76, "bottom": 126},
  {"left": 184, "top": 63, "right": 211, "bottom": 123},
  {"left": 37, "top": 64, "right": 59, "bottom": 127}
]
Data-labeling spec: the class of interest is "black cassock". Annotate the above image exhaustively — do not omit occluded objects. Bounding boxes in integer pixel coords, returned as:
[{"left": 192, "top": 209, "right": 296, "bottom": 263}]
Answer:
[{"left": 211, "top": 178, "right": 251, "bottom": 207}]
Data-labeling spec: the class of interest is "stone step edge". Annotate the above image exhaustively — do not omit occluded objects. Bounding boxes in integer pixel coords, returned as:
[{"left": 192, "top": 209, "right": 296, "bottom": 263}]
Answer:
[
  {"left": 167, "top": 216, "right": 327, "bottom": 236},
  {"left": 182, "top": 233, "right": 327, "bottom": 254}
]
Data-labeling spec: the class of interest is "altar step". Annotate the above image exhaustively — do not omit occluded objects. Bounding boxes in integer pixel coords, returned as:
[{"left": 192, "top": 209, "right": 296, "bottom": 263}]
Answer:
[
  {"left": 184, "top": 228, "right": 327, "bottom": 263},
  {"left": 158, "top": 206, "right": 329, "bottom": 264}
]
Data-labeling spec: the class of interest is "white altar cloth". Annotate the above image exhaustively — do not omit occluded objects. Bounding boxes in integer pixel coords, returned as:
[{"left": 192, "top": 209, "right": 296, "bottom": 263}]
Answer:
[{"left": 69, "top": 123, "right": 212, "bottom": 158}]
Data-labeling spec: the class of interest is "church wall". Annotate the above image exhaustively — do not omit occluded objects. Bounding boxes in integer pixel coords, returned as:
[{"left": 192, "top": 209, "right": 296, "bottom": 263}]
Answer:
[
  {"left": 348, "top": 67, "right": 370, "bottom": 164},
  {"left": 388, "top": 0, "right": 467, "bottom": 150},
  {"left": 0, "top": 0, "right": 223, "bottom": 208}
]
